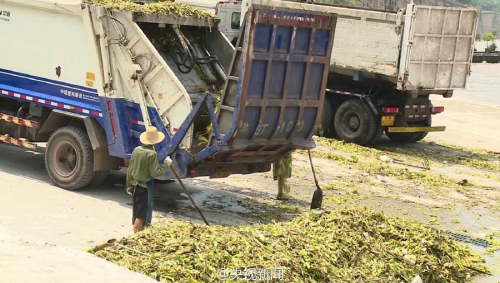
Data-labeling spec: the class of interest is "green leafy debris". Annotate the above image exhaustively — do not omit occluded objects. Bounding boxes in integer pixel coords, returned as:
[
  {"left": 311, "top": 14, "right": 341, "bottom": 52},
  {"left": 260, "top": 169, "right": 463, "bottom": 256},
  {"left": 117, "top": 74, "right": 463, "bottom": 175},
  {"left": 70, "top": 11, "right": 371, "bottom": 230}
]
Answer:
[
  {"left": 88, "top": 0, "right": 217, "bottom": 19},
  {"left": 94, "top": 207, "right": 488, "bottom": 282}
]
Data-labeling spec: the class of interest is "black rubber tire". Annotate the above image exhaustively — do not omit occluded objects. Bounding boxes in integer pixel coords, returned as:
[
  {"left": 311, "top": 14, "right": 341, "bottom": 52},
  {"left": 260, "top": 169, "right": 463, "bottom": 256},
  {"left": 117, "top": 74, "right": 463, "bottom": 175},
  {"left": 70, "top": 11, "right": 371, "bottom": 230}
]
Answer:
[
  {"left": 385, "top": 116, "right": 431, "bottom": 143},
  {"left": 88, "top": 171, "right": 109, "bottom": 187},
  {"left": 368, "top": 123, "right": 384, "bottom": 145},
  {"left": 385, "top": 131, "right": 422, "bottom": 143},
  {"left": 334, "top": 99, "right": 376, "bottom": 145},
  {"left": 45, "top": 126, "right": 94, "bottom": 190},
  {"left": 318, "top": 99, "right": 333, "bottom": 137}
]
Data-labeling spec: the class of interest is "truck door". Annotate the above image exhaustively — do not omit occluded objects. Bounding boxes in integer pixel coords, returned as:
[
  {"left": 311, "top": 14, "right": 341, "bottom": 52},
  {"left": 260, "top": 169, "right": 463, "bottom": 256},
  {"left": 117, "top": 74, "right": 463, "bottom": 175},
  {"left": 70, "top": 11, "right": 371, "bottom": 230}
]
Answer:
[{"left": 398, "top": 4, "right": 479, "bottom": 91}]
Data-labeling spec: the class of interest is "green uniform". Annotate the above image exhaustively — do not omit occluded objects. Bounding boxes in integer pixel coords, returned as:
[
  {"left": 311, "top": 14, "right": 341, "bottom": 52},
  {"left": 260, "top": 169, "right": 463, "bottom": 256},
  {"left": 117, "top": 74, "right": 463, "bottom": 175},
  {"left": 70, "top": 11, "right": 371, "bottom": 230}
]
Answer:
[
  {"left": 126, "top": 145, "right": 169, "bottom": 189},
  {"left": 273, "top": 153, "right": 292, "bottom": 181}
]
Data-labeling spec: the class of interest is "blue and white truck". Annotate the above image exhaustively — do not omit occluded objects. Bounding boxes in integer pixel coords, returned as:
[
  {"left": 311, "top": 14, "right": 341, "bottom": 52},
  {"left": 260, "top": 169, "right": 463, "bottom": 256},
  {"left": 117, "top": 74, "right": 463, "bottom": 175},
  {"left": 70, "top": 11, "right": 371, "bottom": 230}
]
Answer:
[{"left": 0, "top": 0, "right": 336, "bottom": 190}]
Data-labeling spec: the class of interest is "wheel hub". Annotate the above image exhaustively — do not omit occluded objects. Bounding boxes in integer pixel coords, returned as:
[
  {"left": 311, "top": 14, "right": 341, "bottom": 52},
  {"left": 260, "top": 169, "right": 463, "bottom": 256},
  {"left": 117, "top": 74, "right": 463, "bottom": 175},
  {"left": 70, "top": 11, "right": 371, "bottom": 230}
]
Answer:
[
  {"left": 349, "top": 116, "right": 360, "bottom": 129},
  {"left": 53, "top": 140, "right": 78, "bottom": 178}
]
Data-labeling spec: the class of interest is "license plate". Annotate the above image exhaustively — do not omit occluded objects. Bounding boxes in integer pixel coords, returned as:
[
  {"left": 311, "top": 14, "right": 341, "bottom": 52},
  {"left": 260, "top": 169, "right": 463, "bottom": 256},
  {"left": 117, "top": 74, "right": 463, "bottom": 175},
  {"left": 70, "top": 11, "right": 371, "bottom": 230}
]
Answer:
[{"left": 381, "top": 116, "right": 394, "bottom": 126}]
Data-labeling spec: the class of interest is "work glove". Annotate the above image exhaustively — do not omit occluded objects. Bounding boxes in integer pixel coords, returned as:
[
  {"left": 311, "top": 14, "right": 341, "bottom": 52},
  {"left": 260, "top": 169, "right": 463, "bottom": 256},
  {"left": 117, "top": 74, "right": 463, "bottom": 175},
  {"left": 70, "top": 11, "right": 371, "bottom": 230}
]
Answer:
[{"left": 164, "top": 156, "right": 173, "bottom": 166}]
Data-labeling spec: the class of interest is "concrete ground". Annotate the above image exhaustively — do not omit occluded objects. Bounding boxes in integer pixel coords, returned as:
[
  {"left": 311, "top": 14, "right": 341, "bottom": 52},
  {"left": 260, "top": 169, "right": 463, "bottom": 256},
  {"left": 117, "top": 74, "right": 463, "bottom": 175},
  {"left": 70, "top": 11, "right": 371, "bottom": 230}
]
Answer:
[
  {"left": 426, "top": 63, "right": 500, "bottom": 152},
  {"left": 0, "top": 225, "right": 157, "bottom": 283},
  {"left": 0, "top": 63, "right": 499, "bottom": 282}
]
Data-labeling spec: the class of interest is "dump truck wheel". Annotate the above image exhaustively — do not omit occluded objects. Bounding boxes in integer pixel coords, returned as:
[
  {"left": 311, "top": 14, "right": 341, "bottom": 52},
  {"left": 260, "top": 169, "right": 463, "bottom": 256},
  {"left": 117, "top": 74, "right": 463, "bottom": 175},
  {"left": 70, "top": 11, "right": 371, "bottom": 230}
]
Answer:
[
  {"left": 368, "top": 124, "right": 384, "bottom": 145},
  {"left": 385, "top": 129, "right": 429, "bottom": 143},
  {"left": 334, "top": 99, "right": 376, "bottom": 145},
  {"left": 88, "top": 171, "right": 109, "bottom": 188},
  {"left": 318, "top": 98, "right": 333, "bottom": 137},
  {"left": 386, "top": 116, "right": 431, "bottom": 143},
  {"left": 385, "top": 132, "right": 422, "bottom": 143},
  {"left": 45, "top": 126, "right": 94, "bottom": 190}
]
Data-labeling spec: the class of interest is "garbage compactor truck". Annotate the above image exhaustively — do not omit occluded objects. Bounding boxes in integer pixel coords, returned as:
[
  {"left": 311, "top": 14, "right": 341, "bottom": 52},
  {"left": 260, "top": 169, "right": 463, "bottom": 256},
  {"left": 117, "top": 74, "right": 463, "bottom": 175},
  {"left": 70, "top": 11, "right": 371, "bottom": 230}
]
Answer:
[
  {"left": 0, "top": 0, "right": 336, "bottom": 190},
  {"left": 244, "top": 0, "right": 479, "bottom": 145}
]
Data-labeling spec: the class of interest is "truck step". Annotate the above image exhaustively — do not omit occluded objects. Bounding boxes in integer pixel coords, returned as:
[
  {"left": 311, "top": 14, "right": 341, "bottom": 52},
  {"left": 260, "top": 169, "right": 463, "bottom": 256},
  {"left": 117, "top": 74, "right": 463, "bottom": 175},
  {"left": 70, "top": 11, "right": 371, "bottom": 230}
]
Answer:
[
  {"left": 0, "top": 134, "right": 37, "bottom": 150},
  {"left": 0, "top": 113, "right": 40, "bottom": 128}
]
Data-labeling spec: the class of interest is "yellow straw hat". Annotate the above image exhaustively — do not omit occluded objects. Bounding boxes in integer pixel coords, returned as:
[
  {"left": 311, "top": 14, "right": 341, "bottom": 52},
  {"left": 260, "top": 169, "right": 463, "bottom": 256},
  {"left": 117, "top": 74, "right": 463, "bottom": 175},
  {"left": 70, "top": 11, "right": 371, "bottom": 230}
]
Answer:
[{"left": 140, "top": 126, "right": 165, "bottom": 145}]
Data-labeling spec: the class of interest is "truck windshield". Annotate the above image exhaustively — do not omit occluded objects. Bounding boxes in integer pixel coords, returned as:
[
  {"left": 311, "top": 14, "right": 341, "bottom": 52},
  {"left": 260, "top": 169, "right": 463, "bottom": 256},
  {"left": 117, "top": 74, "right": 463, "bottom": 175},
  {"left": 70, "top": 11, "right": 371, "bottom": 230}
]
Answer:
[{"left": 231, "top": 12, "right": 241, "bottom": 29}]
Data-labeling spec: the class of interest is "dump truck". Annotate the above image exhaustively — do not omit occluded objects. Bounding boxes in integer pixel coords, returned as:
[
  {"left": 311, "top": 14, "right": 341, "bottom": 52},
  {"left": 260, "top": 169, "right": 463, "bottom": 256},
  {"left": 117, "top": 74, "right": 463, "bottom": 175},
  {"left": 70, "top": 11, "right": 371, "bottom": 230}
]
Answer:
[
  {"left": 0, "top": 0, "right": 336, "bottom": 190},
  {"left": 240, "top": 0, "right": 479, "bottom": 144}
]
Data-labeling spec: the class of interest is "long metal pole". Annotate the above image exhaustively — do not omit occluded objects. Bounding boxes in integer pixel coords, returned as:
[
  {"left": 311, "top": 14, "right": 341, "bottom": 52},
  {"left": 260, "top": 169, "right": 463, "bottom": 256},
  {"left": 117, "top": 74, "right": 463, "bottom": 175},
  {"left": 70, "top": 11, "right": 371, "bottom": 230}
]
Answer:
[{"left": 169, "top": 164, "right": 210, "bottom": 226}]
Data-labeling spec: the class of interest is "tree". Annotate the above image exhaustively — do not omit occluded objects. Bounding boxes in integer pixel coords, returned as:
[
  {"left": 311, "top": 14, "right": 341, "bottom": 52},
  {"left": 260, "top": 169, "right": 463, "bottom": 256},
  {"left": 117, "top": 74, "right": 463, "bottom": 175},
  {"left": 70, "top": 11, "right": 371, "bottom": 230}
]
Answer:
[
  {"left": 482, "top": 32, "right": 497, "bottom": 51},
  {"left": 451, "top": 0, "right": 500, "bottom": 13}
]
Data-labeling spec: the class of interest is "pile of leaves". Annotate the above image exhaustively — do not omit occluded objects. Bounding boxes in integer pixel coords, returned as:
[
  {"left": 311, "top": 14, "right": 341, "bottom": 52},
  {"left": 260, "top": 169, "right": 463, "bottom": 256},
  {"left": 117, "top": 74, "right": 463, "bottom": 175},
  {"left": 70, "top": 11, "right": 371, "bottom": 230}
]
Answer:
[
  {"left": 88, "top": 0, "right": 217, "bottom": 19},
  {"left": 93, "top": 207, "right": 488, "bottom": 282}
]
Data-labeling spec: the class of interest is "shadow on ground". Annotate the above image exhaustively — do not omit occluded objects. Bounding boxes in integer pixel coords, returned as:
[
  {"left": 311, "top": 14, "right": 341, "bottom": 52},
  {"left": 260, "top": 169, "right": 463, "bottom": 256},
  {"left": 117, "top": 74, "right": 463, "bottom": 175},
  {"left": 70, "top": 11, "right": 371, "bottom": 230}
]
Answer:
[
  {"left": 0, "top": 143, "right": 302, "bottom": 226},
  {"left": 375, "top": 136, "right": 499, "bottom": 165}
]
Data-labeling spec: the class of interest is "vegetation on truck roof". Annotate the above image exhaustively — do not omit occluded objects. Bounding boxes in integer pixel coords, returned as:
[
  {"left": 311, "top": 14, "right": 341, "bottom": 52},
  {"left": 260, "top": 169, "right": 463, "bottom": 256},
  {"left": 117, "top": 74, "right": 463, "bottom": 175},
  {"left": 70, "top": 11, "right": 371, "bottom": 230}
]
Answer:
[
  {"left": 88, "top": 0, "right": 217, "bottom": 19},
  {"left": 93, "top": 207, "right": 488, "bottom": 282}
]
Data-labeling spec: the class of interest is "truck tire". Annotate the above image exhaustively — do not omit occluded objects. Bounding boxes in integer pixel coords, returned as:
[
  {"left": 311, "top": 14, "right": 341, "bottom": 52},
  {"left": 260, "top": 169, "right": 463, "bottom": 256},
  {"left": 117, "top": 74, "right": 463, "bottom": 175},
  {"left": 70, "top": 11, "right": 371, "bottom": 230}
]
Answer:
[
  {"left": 45, "top": 126, "right": 94, "bottom": 190},
  {"left": 385, "top": 131, "right": 421, "bottom": 143},
  {"left": 319, "top": 98, "right": 334, "bottom": 137},
  {"left": 385, "top": 116, "right": 430, "bottom": 143},
  {"left": 368, "top": 124, "right": 384, "bottom": 145},
  {"left": 88, "top": 171, "right": 109, "bottom": 187},
  {"left": 334, "top": 99, "right": 376, "bottom": 145}
]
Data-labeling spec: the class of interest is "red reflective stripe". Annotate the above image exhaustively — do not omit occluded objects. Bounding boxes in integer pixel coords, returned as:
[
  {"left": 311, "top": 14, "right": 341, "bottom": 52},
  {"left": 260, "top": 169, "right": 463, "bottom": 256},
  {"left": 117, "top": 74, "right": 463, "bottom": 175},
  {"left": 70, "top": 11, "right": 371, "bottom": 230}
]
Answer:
[
  {"left": 406, "top": 114, "right": 428, "bottom": 119},
  {"left": 0, "top": 89, "right": 99, "bottom": 117},
  {"left": 406, "top": 104, "right": 430, "bottom": 109},
  {"left": 173, "top": 128, "right": 179, "bottom": 132}
]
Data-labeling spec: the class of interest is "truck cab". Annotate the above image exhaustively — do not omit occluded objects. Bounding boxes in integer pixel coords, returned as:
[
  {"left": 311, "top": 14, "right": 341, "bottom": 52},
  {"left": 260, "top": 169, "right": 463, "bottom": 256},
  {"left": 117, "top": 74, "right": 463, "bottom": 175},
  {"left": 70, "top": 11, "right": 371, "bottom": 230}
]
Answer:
[
  {"left": 215, "top": 1, "right": 242, "bottom": 46},
  {"left": 175, "top": 0, "right": 242, "bottom": 46}
]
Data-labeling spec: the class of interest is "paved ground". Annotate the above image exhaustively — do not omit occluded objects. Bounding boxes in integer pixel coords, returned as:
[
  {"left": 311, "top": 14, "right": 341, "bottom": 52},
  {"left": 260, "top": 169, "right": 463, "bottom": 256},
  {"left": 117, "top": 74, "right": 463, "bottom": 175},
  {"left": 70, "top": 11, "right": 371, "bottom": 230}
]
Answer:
[
  {"left": 0, "top": 225, "right": 157, "bottom": 283},
  {"left": 426, "top": 63, "right": 500, "bottom": 152}
]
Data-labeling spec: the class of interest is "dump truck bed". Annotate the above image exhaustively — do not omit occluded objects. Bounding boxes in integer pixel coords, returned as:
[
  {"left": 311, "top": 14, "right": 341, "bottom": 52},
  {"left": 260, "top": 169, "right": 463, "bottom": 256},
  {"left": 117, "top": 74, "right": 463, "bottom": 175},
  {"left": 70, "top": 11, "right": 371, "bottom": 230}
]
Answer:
[{"left": 250, "top": 0, "right": 478, "bottom": 91}]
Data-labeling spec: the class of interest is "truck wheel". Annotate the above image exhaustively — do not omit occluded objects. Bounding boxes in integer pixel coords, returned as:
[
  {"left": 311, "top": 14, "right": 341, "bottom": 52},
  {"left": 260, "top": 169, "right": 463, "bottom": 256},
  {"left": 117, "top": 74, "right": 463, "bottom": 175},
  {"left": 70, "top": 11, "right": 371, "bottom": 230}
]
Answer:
[
  {"left": 368, "top": 124, "right": 384, "bottom": 145},
  {"left": 334, "top": 99, "right": 376, "bottom": 145},
  {"left": 319, "top": 99, "right": 334, "bottom": 137},
  {"left": 385, "top": 131, "right": 422, "bottom": 143},
  {"left": 88, "top": 171, "right": 109, "bottom": 187},
  {"left": 386, "top": 116, "right": 430, "bottom": 143},
  {"left": 45, "top": 126, "right": 94, "bottom": 190}
]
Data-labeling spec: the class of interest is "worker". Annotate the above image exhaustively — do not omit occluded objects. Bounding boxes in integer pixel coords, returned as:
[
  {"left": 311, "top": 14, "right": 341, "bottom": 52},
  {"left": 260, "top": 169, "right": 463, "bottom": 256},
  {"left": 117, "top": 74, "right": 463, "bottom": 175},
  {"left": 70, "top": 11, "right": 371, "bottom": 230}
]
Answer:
[
  {"left": 273, "top": 153, "right": 292, "bottom": 200},
  {"left": 126, "top": 126, "right": 171, "bottom": 233}
]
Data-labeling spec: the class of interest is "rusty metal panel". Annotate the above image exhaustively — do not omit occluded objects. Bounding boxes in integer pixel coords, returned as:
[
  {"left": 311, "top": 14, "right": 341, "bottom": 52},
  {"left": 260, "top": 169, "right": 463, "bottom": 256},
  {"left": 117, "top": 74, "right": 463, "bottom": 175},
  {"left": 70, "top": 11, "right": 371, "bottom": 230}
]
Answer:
[
  {"left": 215, "top": 6, "right": 336, "bottom": 161},
  {"left": 404, "top": 5, "right": 478, "bottom": 90}
]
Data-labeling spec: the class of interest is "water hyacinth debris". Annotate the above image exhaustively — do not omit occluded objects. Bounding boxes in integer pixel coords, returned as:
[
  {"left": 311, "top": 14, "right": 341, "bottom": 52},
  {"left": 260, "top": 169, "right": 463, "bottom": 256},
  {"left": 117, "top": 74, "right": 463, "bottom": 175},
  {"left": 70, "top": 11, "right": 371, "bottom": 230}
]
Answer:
[
  {"left": 93, "top": 207, "right": 488, "bottom": 282},
  {"left": 89, "top": 0, "right": 218, "bottom": 19}
]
